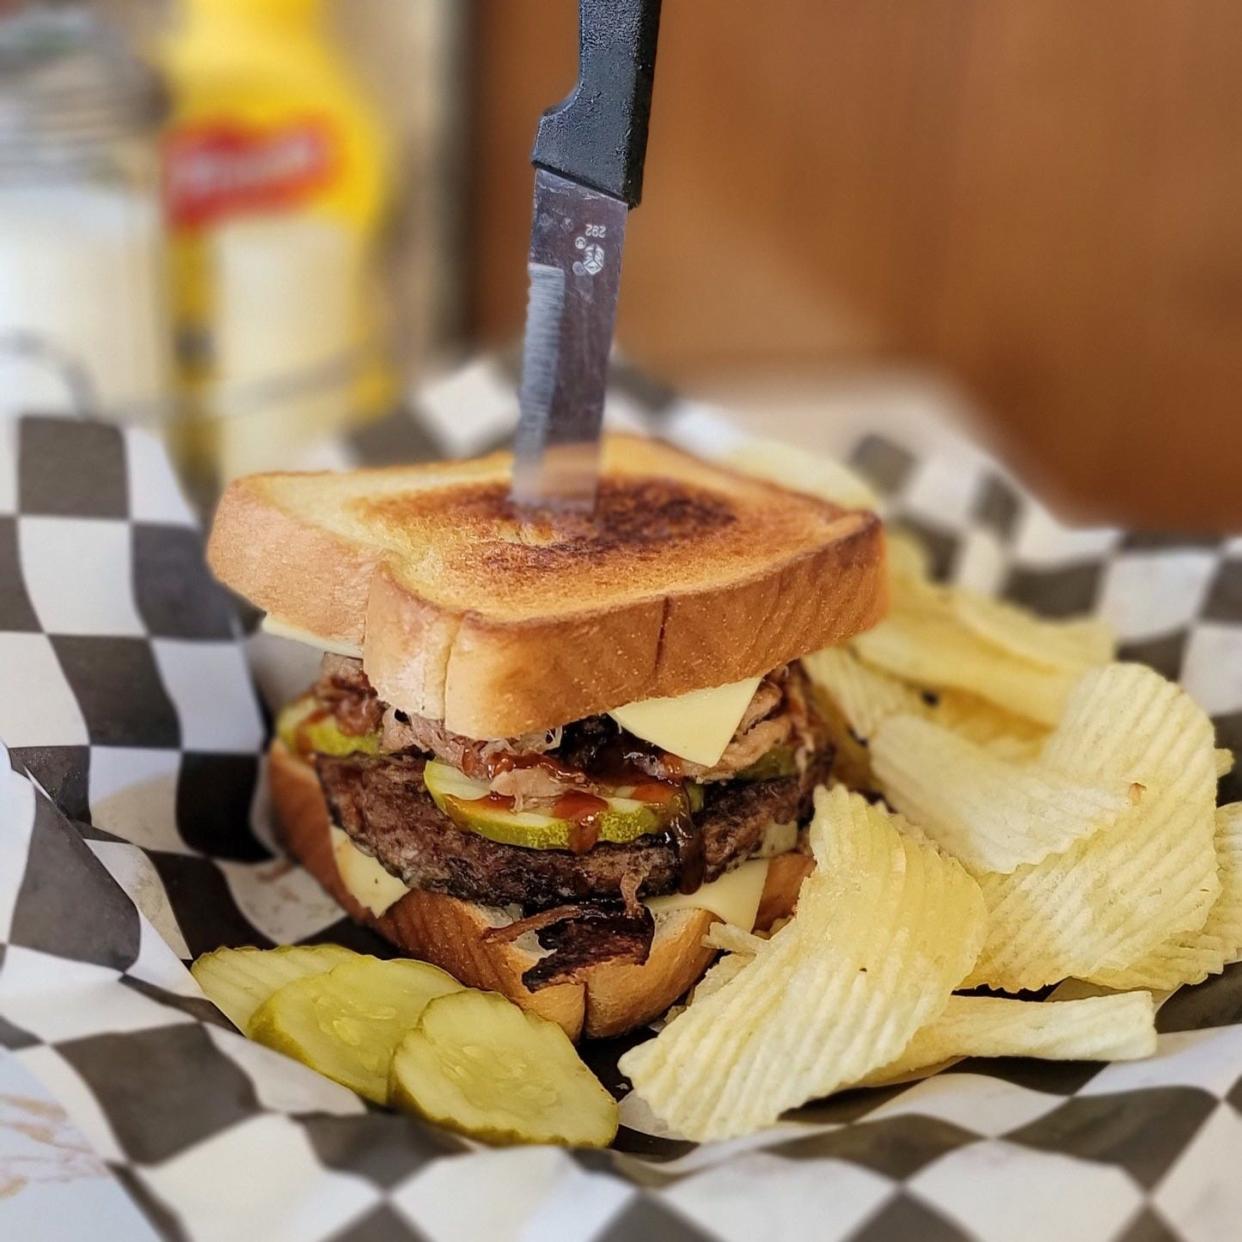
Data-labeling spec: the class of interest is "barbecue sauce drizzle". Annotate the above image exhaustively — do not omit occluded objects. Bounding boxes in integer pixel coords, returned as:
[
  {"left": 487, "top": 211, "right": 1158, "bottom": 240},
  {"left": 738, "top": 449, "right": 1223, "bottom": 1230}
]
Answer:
[
  {"left": 552, "top": 791, "right": 608, "bottom": 853},
  {"left": 551, "top": 788, "right": 703, "bottom": 887},
  {"left": 667, "top": 799, "right": 705, "bottom": 894}
]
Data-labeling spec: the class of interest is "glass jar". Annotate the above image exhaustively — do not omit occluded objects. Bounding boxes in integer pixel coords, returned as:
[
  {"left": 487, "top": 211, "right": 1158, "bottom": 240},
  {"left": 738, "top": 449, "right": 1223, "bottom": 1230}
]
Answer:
[{"left": 0, "top": 4, "right": 169, "bottom": 426}]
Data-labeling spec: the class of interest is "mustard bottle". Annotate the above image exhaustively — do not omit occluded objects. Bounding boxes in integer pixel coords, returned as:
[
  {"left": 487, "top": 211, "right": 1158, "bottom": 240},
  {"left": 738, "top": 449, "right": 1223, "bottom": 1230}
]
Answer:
[{"left": 160, "top": 0, "right": 393, "bottom": 480}]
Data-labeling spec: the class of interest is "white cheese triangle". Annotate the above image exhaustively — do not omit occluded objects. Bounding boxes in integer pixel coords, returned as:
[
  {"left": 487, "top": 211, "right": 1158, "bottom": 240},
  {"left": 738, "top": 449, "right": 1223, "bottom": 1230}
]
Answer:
[
  {"left": 330, "top": 826, "right": 410, "bottom": 916},
  {"left": 609, "top": 676, "right": 762, "bottom": 766},
  {"left": 645, "top": 857, "right": 770, "bottom": 930}
]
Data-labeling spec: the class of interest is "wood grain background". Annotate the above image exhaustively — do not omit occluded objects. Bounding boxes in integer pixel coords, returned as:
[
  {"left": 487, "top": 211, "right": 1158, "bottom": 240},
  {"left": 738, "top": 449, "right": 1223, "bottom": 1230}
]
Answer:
[{"left": 469, "top": 1, "right": 1242, "bottom": 529}]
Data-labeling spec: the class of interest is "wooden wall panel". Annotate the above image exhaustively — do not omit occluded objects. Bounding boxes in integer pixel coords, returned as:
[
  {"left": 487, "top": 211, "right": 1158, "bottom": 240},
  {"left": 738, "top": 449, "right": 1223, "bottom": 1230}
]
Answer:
[{"left": 470, "top": 2, "right": 1242, "bottom": 528}]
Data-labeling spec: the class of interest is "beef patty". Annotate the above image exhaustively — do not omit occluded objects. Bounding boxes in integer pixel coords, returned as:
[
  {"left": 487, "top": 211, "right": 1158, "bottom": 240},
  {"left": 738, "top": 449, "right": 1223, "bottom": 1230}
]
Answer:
[{"left": 316, "top": 749, "right": 832, "bottom": 908}]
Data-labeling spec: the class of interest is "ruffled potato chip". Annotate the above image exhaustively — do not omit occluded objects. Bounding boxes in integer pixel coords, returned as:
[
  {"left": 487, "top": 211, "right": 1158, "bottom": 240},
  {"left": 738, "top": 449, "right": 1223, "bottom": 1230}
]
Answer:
[
  {"left": 802, "top": 645, "right": 926, "bottom": 741},
  {"left": 885, "top": 529, "right": 942, "bottom": 604},
  {"left": 1088, "top": 803, "right": 1242, "bottom": 991},
  {"left": 618, "top": 786, "right": 985, "bottom": 1141},
  {"left": 853, "top": 607, "right": 1077, "bottom": 727},
  {"left": 967, "top": 665, "right": 1219, "bottom": 991},
  {"left": 704, "top": 922, "right": 769, "bottom": 957},
  {"left": 804, "top": 640, "right": 1046, "bottom": 764},
  {"left": 865, "top": 992, "right": 1157, "bottom": 1084},
  {"left": 688, "top": 952, "right": 751, "bottom": 1005},
  {"left": 872, "top": 714, "right": 1134, "bottom": 874},
  {"left": 848, "top": 538, "right": 1115, "bottom": 730},
  {"left": 951, "top": 590, "right": 1115, "bottom": 672},
  {"left": 928, "top": 690, "right": 1049, "bottom": 761}
]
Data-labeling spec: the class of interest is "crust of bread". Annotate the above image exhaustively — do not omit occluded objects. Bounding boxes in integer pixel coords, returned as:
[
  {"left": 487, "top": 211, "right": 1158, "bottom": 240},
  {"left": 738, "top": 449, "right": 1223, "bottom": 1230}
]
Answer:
[
  {"left": 209, "top": 435, "right": 887, "bottom": 737},
  {"left": 269, "top": 740, "right": 808, "bottom": 1039},
  {"left": 206, "top": 471, "right": 382, "bottom": 648}
]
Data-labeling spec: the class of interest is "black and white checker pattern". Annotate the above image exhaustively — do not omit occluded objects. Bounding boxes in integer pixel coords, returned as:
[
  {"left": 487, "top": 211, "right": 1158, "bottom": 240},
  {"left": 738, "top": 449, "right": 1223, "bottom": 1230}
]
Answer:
[{"left": 3, "top": 372, "right": 1242, "bottom": 1241}]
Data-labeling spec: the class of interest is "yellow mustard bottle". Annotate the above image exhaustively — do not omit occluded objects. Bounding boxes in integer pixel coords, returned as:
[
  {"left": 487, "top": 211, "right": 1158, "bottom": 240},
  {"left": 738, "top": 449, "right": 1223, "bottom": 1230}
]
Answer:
[{"left": 160, "top": 0, "right": 393, "bottom": 480}]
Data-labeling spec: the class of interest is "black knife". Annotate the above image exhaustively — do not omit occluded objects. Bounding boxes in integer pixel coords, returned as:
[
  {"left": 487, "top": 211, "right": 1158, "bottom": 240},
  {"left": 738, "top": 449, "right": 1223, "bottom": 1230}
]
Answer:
[{"left": 510, "top": 0, "right": 663, "bottom": 511}]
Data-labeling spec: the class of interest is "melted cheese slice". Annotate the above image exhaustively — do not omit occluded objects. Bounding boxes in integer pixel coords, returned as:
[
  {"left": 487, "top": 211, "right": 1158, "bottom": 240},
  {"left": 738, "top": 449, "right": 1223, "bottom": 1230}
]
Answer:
[
  {"left": 330, "top": 826, "right": 409, "bottom": 916},
  {"left": 645, "top": 857, "right": 770, "bottom": 931},
  {"left": 263, "top": 615, "right": 363, "bottom": 659},
  {"left": 609, "top": 676, "right": 762, "bottom": 766}
]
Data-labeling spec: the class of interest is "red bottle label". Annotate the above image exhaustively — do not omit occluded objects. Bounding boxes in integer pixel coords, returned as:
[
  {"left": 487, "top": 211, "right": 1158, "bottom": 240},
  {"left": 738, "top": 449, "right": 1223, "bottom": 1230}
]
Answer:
[{"left": 163, "top": 119, "right": 337, "bottom": 229}]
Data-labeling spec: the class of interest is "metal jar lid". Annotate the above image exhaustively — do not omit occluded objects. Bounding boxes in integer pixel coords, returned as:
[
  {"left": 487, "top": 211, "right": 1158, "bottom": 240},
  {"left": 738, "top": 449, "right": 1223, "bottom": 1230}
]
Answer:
[{"left": 0, "top": 3, "right": 166, "bottom": 168}]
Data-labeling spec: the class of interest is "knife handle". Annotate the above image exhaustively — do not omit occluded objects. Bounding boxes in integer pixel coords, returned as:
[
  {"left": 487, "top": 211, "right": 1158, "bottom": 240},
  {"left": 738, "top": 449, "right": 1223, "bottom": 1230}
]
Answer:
[{"left": 532, "top": 0, "right": 662, "bottom": 208}]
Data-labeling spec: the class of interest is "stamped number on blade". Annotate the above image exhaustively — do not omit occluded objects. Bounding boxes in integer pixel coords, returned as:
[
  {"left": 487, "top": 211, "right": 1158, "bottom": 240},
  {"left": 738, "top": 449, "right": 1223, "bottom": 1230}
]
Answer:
[{"left": 574, "top": 224, "right": 607, "bottom": 276}]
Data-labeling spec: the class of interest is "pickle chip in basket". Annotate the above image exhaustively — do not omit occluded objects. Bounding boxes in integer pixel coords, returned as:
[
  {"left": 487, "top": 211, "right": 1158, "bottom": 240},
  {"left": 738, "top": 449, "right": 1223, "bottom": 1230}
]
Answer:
[
  {"left": 191, "top": 943, "right": 360, "bottom": 1034},
  {"left": 390, "top": 990, "right": 619, "bottom": 1148},
  {"left": 249, "top": 957, "right": 463, "bottom": 1104}
]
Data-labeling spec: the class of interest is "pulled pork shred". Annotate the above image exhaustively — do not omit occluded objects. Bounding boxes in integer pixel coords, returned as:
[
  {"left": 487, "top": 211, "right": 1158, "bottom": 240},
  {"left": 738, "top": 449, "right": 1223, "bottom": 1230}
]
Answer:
[
  {"left": 380, "top": 708, "right": 562, "bottom": 774},
  {"left": 317, "top": 654, "right": 384, "bottom": 736}
]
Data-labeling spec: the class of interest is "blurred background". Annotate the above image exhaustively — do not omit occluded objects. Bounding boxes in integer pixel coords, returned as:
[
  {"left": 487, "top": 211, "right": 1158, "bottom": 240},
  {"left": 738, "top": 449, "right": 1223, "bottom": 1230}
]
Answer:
[{"left": 1, "top": 0, "right": 1239, "bottom": 528}]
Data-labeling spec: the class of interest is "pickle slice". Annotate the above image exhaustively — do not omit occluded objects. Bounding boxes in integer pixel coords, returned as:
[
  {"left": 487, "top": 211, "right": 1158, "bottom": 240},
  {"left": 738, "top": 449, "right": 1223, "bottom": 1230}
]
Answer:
[
  {"left": 276, "top": 695, "right": 380, "bottom": 758},
  {"left": 190, "top": 944, "right": 359, "bottom": 1034},
  {"left": 423, "top": 760, "right": 681, "bottom": 849},
  {"left": 735, "top": 744, "right": 798, "bottom": 782},
  {"left": 249, "top": 957, "right": 463, "bottom": 1104},
  {"left": 390, "top": 990, "right": 619, "bottom": 1147}
]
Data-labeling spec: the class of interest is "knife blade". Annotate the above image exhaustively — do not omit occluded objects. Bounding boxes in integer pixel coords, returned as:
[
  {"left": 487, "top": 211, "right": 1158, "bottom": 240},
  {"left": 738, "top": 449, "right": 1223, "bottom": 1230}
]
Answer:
[
  {"left": 510, "top": 0, "right": 662, "bottom": 512},
  {"left": 511, "top": 170, "right": 629, "bottom": 509}
]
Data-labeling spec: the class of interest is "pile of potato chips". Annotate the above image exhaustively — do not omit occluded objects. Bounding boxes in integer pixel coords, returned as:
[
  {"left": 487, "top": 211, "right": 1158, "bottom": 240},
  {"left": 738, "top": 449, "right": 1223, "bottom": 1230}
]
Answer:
[{"left": 621, "top": 514, "right": 1241, "bottom": 1142}]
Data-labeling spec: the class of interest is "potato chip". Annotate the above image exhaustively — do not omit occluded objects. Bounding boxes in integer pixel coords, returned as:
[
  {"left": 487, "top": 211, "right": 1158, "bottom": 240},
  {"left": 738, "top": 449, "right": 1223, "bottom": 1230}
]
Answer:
[
  {"left": 618, "top": 786, "right": 986, "bottom": 1141},
  {"left": 1088, "top": 804, "right": 1242, "bottom": 991},
  {"left": 951, "top": 590, "right": 1115, "bottom": 672},
  {"left": 723, "top": 438, "right": 879, "bottom": 511},
  {"left": 812, "top": 693, "right": 877, "bottom": 792},
  {"left": 804, "top": 641, "right": 1047, "bottom": 762},
  {"left": 1046, "top": 978, "right": 1122, "bottom": 1002},
  {"left": 928, "top": 690, "right": 1049, "bottom": 761},
  {"left": 886, "top": 529, "right": 932, "bottom": 587},
  {"left": 966, "top": 664, "right": 1219, "bottom": 991},
  {"left": 802, "top": 645, "right": 926, "bottom": 740},
  {"left": 1217, "top": 749, "right": 1235, "bottom": 779},
  {"left": 871, "top": 715, "right": 1134, "bottom": 874},
  {"left": 884, "top": 530, "right": 947, "bottom": 611},
  {"left": 688, "top": 952, "right": 751, "bottom": 1004},
  {"left": 704, "top": 922, "right": 768, "bottom": 957},
  {"left": 864, "top": 992, "right": 1157, "bottom": 1084},
  {"left": 852, "top": 608, "right": 1077, "bottom": 726}
]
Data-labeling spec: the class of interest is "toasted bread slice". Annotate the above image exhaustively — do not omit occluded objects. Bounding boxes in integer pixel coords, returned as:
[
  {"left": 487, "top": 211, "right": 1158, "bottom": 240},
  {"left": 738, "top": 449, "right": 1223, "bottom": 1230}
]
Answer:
[
  {"left": 210, "top": 434, "right": 886, "bottom": 737},
  {"left": 269, "top": 740, "right": 812, "bottom": 1039}
]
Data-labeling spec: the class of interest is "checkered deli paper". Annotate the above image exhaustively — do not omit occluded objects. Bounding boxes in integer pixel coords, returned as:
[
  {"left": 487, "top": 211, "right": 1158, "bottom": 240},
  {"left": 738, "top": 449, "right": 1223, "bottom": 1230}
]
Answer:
[{"left": 4, "top": 364, "right": 1242, "bottom": 1242}]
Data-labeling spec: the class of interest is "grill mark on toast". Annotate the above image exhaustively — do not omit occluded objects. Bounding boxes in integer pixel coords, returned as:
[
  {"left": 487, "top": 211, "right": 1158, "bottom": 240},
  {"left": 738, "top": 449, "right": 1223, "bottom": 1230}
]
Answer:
[{"left": 356, "top": 479, "right": 738, "bottom": 574}]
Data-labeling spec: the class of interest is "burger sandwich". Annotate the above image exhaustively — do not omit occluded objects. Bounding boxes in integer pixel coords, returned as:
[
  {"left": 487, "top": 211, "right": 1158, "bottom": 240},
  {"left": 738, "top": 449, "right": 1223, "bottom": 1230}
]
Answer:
[{"left": 207, "top": 434, "right": 886, "bottom": 1039}]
